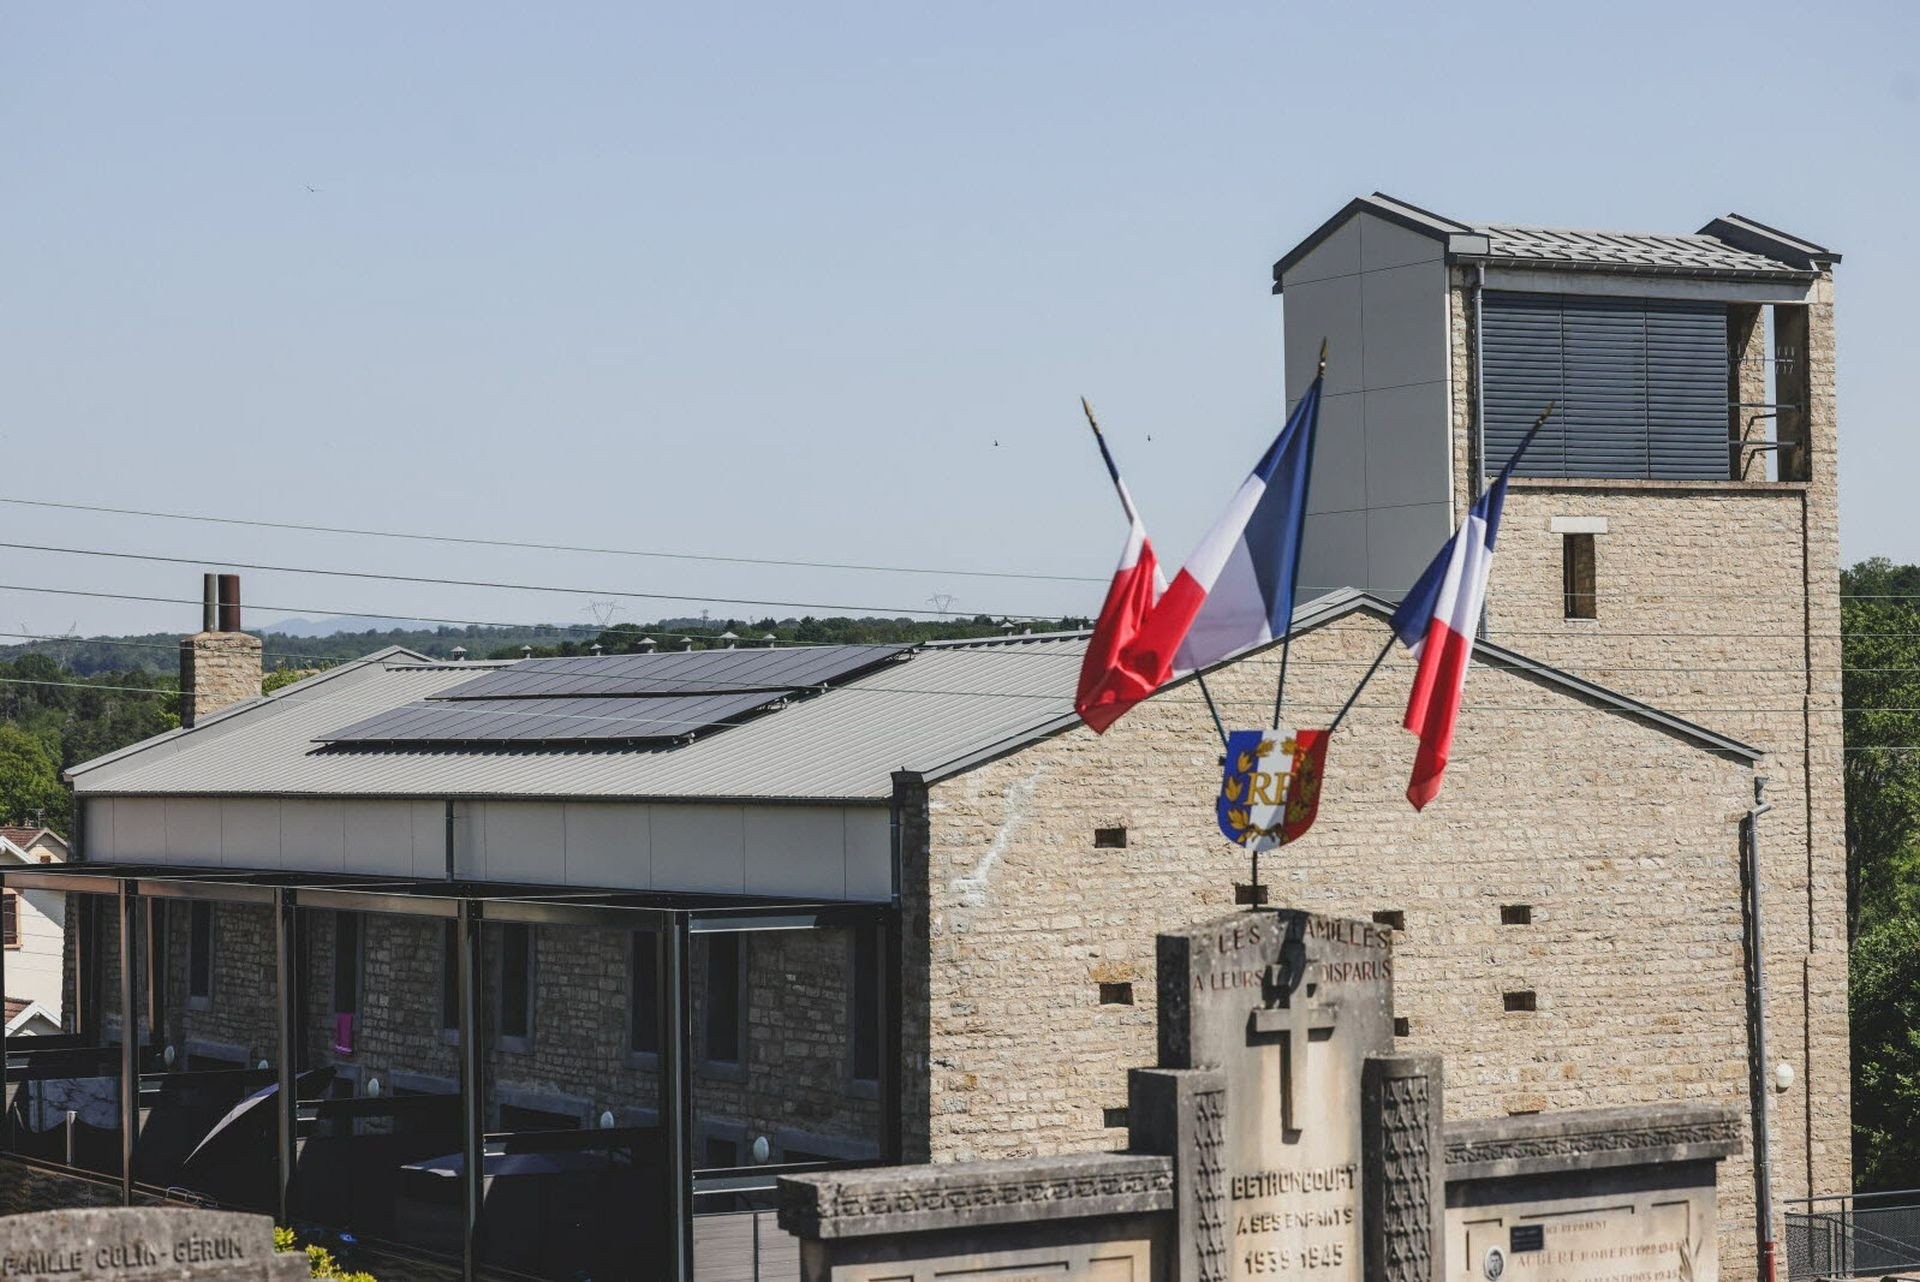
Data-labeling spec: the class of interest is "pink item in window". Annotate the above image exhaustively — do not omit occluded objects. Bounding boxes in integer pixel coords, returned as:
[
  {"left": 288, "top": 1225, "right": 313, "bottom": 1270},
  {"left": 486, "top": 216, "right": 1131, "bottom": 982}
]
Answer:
[{"left": 333, "top": 1012, "right": 355, "bottom": 1056}]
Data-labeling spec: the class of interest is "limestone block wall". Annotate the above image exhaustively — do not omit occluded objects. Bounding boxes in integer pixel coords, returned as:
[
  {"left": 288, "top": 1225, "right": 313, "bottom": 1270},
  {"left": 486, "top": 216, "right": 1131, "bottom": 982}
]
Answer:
[
  {"left": 178, "top": 632, "right": 262, "bottom": 728},
  {"left": 1442, "top": 268, "right": 1850, "bottom": 1222},
  {"left": 908, "top": 611, "right": 1762, "bottom": 1275}
]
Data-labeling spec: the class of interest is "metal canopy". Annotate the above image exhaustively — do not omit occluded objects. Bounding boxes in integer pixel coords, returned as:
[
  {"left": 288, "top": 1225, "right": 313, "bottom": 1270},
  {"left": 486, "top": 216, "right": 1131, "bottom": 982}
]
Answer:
[{"left": 0, "top": 861, "right": 886, "bottom": 930}]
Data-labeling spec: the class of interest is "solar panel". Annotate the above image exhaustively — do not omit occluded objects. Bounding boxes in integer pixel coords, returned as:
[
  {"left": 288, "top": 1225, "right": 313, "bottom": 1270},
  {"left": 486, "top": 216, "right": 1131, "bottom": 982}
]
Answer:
[
  {"left": 314, "top": 644, "right": 915, "bottom": 746},
  {"left": 317, "top": 691, "right": 785, "bottom": 745},
  {"left": 429, "top": 644, "right": 911, "bottom": 700}
]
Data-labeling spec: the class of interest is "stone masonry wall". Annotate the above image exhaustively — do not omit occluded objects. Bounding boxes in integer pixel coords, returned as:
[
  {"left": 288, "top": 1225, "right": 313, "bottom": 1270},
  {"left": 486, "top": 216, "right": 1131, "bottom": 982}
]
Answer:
[
  {"left": 1443, "top": 269, "right": 1850, "bottom": 1238},
  {"left": 912, "top": 611, "right": 1763, "bottom": 1276},
  {"left": 178, "top": 632, "right": 262, "bottom": 728}
]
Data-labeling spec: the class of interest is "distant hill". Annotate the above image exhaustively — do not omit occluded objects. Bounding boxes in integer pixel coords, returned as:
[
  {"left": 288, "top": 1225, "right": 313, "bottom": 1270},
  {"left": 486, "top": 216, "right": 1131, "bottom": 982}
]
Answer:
[
  {"left": 0, "top": 613, "right": 1091, "bottom": 678},
  {"left": 257, "top": 614, "right": 440, "bottom": 637}
]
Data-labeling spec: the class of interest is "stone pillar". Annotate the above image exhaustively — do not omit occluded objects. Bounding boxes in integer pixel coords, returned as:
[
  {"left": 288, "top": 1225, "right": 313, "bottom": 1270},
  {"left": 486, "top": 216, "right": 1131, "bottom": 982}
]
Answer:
[
  {"left": 179, "top": 630, "right": 263, "bottom": 727},
  {"left": 1130, "top": 1067, "right": 1229, "bottom": 1282},
  {"left": 1362, "top": 1054, "right": 1444, "bottom": 1282}
]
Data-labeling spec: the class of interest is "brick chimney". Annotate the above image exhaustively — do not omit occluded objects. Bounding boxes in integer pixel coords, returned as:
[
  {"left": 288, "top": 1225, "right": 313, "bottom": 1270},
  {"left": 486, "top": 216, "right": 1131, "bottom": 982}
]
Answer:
[{"left": 179, "top": 573, "right": 263, "bottom": 728}]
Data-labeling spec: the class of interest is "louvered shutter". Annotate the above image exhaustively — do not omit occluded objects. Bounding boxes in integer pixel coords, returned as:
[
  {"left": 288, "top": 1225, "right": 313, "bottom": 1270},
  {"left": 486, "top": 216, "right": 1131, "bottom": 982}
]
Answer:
[{"left": 1483, "top": 292, "right": 1728, "bottom": 480}]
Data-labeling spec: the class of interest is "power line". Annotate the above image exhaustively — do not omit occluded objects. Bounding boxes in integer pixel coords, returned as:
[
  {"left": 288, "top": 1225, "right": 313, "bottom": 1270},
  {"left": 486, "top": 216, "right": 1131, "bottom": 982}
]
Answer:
[
  {"left": 0, "top": 540, "right": 1063, "bottom": 621},
  {"left": 0, "top": 495, "right": 1108, "bottom": 586}
]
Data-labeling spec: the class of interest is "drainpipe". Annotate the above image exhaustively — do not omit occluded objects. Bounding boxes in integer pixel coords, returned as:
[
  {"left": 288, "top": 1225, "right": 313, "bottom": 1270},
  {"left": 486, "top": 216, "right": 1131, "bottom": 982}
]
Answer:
[
  {"left": 1744, "top": 776, "right": 1779, "bottom": 1282},
  {"left": 1472, "top": 262, "right": 1488, "bottom": 508}
]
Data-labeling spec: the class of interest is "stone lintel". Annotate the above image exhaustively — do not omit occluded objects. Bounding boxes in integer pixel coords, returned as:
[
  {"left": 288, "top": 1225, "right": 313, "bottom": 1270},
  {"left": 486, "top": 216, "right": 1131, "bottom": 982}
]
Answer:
[
  {"left": 777, "top": 1151, "right": 1174, "bottom": 1241},
  {"left": 1444, "top": 1103, "right": 1742, "bottom": 1182}
]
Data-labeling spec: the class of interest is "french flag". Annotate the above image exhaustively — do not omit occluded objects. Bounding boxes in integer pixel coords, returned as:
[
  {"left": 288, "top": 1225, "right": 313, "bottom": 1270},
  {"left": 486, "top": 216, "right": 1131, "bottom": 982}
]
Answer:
[
  {"left": 1387, "top": 469, "right": 1513, "bottom": 810},
  {"left": 1077, "top": 377, "right": 1321, "bottom": 732},
  {"left": 1075, "top": 423, "right": 1166, "bottom": 733}
]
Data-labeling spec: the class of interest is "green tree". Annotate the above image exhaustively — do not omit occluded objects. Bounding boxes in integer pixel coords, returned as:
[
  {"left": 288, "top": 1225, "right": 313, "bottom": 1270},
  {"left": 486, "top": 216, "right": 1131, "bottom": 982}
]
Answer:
[
  {"left": 1842, "top": 558, "right": 1920, "bottom": 937},
  {"left": 0, "top": 722, "right": 68, "bottom": 831},
  {"left": 1853, "top": 915, "right": 1920, "bottom": 1189}
]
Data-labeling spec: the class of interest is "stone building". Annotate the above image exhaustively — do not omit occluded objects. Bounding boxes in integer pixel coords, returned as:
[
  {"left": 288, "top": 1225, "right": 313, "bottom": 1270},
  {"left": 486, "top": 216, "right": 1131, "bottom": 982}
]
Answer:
[{"left": 1, "top": 198, "right": 1844, "bottom": 1282}]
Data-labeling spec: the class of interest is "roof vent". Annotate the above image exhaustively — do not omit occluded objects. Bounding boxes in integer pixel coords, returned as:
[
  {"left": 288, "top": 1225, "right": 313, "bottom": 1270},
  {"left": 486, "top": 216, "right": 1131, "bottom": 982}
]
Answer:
[
  {"left": 760, "top": 632, "right": 778, "bottom": 647},
  {"left": 719, "top": 631, "right": 739, "bottom": 649},
  {"left": 591, "top": 643, "right": 604, "bottom": 656},
  {"left": 451, "top": 646, "right": 467, "bottom": 662},
  {"left": 678, "top": 637, "right": 695, "bottom": 651},
  {"left": 635, "top": 636, "right": 657, "bottom": 654},
  {"left": 521, "top": 645, "right": 533, "bottom": 659}
]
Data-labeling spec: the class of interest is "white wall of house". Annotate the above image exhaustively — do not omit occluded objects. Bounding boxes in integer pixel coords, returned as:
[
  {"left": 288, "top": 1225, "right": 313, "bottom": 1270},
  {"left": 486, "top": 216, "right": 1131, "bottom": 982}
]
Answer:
[
  {"left": 80, "top": 797, "right": 892, "bottom": 900},
  {"left": 3, "top": 843, "right": 67, "bottom": 1025}
]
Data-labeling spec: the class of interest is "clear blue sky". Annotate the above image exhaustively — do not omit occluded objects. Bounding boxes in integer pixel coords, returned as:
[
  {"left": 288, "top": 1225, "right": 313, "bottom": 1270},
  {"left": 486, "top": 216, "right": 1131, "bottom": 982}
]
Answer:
[{"left": 2, "top": 2, "right": 1912, "bottom": 640}]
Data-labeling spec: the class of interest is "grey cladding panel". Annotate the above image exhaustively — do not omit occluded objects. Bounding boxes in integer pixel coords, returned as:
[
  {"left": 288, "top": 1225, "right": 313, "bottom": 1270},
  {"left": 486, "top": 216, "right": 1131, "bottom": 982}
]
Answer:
[{"left": 1484, "top": 292, "right": 1728, "bottom": 480}]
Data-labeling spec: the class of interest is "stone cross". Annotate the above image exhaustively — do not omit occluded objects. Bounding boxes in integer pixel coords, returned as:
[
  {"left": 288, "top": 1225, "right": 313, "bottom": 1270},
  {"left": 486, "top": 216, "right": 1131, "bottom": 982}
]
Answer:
[{"left": 1250, "top": 959, "right": 1338, "bottom": 1133}]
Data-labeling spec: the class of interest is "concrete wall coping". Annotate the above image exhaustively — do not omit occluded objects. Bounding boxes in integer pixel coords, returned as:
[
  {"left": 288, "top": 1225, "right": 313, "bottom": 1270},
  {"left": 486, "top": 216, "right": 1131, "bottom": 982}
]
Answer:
[
  {"left": 778, "top": 1151, "right": 1174, "bottom": 1241},
  {"left": 1445, "top": 1103, "right": 1743, "bottom": 1182}
]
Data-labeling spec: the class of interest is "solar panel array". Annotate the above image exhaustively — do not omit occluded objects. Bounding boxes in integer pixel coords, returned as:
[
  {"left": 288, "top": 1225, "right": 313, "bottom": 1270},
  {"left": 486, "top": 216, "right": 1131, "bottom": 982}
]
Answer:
[{"left": 315, "top": 644, "right": 912, "bottom": 746}]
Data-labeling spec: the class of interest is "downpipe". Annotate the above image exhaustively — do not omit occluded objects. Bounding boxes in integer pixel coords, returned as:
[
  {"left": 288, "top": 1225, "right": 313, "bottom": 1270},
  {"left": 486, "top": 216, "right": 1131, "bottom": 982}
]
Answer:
[{"left": 1744, "top": 776, "right": 1779, "bottom": 1282}]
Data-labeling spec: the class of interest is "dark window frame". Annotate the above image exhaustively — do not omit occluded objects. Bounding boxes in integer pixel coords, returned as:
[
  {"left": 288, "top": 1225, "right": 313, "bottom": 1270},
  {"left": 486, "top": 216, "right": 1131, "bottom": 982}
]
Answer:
[
  {"left": 700, "top": 932, "right": 746, "bottom": 1073},
  {"left": 2, "top": 890, "right": 18, "bottom": 949},
  {"left": 187, "top": 900, "right": 214, "bottom": 1009},
  {"left": 1562, "top": 533, "right": 1597, "bottom": 619},
  {"left": 495, "top": 922, "right": 534, "bottom": 1052},
  {"left": 849, "top": 927, "right": 880, "bottom": 1087},
  {"left": 629, "top": 928, "right": 661, "bottom": 1063},
  {"left": 331, "top": 911, "right": 362, "bottom": 1018}
]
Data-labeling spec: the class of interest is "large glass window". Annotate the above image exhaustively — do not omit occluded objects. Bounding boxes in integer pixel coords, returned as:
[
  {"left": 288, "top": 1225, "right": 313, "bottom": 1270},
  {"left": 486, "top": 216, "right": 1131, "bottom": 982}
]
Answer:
[{"left": 6, "top": 890, "right": 123, "bottom": 1179}]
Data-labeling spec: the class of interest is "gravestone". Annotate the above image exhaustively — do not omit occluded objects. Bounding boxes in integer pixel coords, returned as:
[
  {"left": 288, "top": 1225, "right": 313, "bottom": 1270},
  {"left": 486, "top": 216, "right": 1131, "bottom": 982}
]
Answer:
[{"left": 0, "top": 1207, "right": 310, "bottom": 1281}]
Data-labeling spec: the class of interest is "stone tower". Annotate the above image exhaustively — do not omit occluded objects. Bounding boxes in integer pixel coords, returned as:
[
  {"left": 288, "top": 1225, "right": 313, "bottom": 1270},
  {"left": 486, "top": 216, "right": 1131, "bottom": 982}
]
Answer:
[{"left": 1272, "top": 193, "right": 1846, "bottom": 1226}]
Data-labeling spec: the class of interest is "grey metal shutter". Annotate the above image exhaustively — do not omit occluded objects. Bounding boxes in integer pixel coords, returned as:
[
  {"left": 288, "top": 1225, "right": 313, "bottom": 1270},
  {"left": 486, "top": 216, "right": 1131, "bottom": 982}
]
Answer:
[{"left": 1483, "top": 292, "right": 1728, "bottom": 480}]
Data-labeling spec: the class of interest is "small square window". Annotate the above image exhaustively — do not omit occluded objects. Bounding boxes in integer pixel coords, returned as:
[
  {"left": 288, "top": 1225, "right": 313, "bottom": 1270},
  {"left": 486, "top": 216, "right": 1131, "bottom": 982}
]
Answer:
[
  {"left": 1372, "top": 910, "right": 1405, "bottom": 932},
  {"left": 1504, "top": 990, "right": 1537, "bottom": 1013},
  {"left": 1393, "top": 1017, "right": 1411, "bottom": 1038},
  {"left": 1102, "top": 1107, "right": 1130, "bottom": 1129},
  {"left": 1094, "top": 827, "right": 1128, "bottom": 849},
  {"left": 1099, "top": 982, "right": 1134, "bottom": 1006},
  {"left": 1501, "top": 905, "right": 1533, "bottom": 926}
]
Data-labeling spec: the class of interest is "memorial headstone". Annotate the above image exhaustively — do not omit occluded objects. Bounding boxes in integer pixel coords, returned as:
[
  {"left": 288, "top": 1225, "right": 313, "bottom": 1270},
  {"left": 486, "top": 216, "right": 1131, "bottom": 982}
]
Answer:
[
  {"left": 0, "top": 1207, "right": 310, "bottom": 1281},
  {"left": 1152, "top": 911, "right": 1394, "bottom": 1282}
]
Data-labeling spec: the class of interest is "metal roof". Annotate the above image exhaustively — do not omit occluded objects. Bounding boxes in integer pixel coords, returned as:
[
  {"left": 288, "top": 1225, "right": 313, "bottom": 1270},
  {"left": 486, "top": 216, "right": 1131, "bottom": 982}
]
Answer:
[
  {"left": 66, "top": 594, "right": 1759, "bottom": 803},
  {"left": 67, "top": 637, "right": 1086, "bottom": 803},
  {"left": 1272, "top": 192, "right": 1836, "bottom": 288}
]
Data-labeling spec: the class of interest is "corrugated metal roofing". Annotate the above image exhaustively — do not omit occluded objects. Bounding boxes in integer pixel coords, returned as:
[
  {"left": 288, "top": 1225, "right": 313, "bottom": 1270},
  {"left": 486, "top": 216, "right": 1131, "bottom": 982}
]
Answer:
[
  {"left": 67, "top": 636, "right": 1087, "bottom": 802},
  {"left": 1476, "top": 223, "right": 1796, "bottom": 276}
]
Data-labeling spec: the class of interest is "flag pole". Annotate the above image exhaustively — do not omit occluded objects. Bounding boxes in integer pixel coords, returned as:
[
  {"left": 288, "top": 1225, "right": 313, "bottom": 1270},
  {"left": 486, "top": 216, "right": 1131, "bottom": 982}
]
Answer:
[
  {"left": 1270, "top": 339, "right": 1328, "bottom": 730},
  {"left": 1081, "top": 398, "right": 1229, "bottom": 749},
  {"left": 1327, "top": 634, "right": 1395, "bottom": 736}
]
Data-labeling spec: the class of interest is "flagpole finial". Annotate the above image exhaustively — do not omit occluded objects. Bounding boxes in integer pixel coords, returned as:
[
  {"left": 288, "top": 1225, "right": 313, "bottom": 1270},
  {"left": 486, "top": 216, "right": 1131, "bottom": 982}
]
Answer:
[
  {"left": 1317, "top": 338, "right": 1328, "bottom": 377},
  {"left": 1080, "top": 396, "right": 1101, "bottom": 435},
  {"left": 1535, "top": 400, "right": 1556, "bottom": 428}
]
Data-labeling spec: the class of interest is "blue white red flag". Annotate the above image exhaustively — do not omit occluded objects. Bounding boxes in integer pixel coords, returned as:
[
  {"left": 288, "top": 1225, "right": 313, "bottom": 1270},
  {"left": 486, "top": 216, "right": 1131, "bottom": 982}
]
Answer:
[
  {"left": 1387, "top": 451, "right": 1525, "bottom": 809},
  {"left": 1076, "top": 378, "right": 1322, "bottom": 733}
]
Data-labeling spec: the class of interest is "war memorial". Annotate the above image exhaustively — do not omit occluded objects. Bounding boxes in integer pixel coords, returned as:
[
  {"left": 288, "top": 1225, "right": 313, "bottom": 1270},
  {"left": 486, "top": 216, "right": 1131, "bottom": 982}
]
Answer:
[{"left": 780, "top": 908, "right": 1740, "bottom": 1282}]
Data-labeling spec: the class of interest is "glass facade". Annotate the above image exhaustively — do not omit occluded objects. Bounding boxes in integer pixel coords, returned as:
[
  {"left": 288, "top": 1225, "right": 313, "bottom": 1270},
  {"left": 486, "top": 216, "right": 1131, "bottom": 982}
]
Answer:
[{"left": 0, "top": 866, "right": 896, "bottom": 1282}]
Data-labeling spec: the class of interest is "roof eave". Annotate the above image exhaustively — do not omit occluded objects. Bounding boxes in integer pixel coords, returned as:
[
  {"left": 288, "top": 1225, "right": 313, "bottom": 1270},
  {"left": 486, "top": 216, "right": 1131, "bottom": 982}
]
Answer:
[
  {"left": 1270, "top": 193, "right": 1474, "bottom": 291},
  {"left": 1455, "top": 252, "right": 1817, "bottom": 284},
  {"left": 1698, "top": 214, "right": 1841, "bottom": 270}
]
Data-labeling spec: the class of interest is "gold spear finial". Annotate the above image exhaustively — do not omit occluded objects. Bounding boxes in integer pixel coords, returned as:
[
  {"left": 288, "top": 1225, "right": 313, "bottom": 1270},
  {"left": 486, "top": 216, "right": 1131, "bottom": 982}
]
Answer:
[{"left": 1317, "top": 337, "right": 1328, "bottom": 377}]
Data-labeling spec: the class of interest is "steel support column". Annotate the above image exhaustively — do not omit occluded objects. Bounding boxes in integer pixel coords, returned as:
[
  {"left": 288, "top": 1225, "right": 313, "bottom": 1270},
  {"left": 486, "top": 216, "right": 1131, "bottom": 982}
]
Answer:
[
  {"left": 458, "top": 899, "right": 484, "bottom": 1282},
  {"left": 1, "top": 873, "right": 9, "bottom": 1152},
  {"left": 663, "top": 916, "right": 694, "bottom": 1281},
  {"left": 275, "top": 889, "right": 297, "bottom": 1225},
  {"left": 117, "top": 881, "right": 137, "bottom": 1205}
]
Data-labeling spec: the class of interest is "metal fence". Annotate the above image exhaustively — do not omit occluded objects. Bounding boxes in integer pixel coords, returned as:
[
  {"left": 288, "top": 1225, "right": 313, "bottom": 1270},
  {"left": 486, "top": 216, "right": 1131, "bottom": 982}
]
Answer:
[{"left": 1788, "top": 1190, "right": 1920, "bottom": 1280}]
